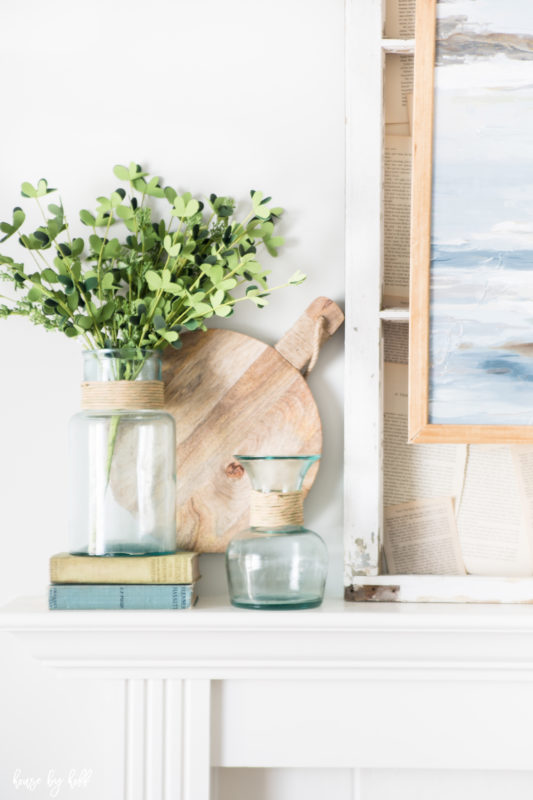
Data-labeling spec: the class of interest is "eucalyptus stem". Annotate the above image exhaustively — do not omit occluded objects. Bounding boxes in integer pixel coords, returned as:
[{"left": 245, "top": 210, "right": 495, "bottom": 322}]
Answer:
[
  {"left": 0, "top": 164, "right": 305, "bottom": 353},
  {"left": 96, "top": 212, "right": 114, "bottom": 301}
]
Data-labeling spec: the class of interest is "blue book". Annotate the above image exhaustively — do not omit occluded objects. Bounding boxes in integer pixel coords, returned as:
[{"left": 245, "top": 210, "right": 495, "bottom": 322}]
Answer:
[{"left": 49, "top": 583, "right": 197, "bottom": 610}]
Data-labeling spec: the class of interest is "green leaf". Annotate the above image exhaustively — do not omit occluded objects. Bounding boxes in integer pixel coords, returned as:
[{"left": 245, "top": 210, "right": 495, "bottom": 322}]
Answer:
[
  {"left": 89, "top": 234, "right": 102, "bottom": 253},
  {"left": 160, "top": 330, "right": 179, "bottom": 343},
  {"left": 288, "top": 269, "right": 306, "bottom": 286},
  {"left": 251, "top": 190, "right": 271, "bottom": 219},
  {"left": 191, "top": 302, "right": 212, "bottom": 316},
  {"left": 101, "top": 272, "right": 114, "bottom": 290},
  {"left": 94, "top": 212, "right": 114, "bottom": 228},
  {"left": 58, "top": 274, "right": 74, "bottom": 292},
  {"left": 206, "top": 265, "right": 223, "bottom": 284},
  {"left": 153, "top": 314, "right": 166, "bottom": 330},
  {"left": 172, "top": 196, "right": 186, "bottom": 217},
  {"left": 41, "top": 268, "right": 59, "bottom": 283},
  {"left": 103, "top": 238, "right": 121, "bottom": 259},
  {"left": 83, "top": 276, "right": 98, "bottom": 291},
  {"left": 96, "top": 196, "right": 111, "bottom": 211},
  {"left": 145, "top": 176, "right": 164, "bottom": 198},
  {"left": 98, "top": 302, "right": 115, "bottom": 322},
  {"left": 249, "top": 295, "right": 268, "bottom": 308},
  {"left": 71, "top": 260, "right": 81, "bottom": 281},
  {"left": 20, "top": 233, "right": 48, "bottom": 250},
  {"left": 48, "top": 202, "right": 63, "bottom": 216},
  {"left": 264, "top": 235, "right": 284, "bottom": 257},
  {"left": 27, "top": 287, "right": 42, "bottom": 302},
  {"left": 67, "top": 289, "right": 79, "bottom": 311},
  {"left": 36, "top": 178, "right": 56, "bottom": 197},
  {"left": 70, "top": 238, "right": 84, "bottom": 257},
  {"left": 21, "top": 181, "right": 37, "bottom": 198},
  {"left": 211, "top": 289, "right": 225, "bottom": 308},
  {"left": 128, "top": 162, "right": 148, "bottom": 179},
  {"left": 113, "top": 164, "right": 130, "bottom": 180},
  {"left": 183, "top": 319, "right": 200, "bottom": 331},
  {"left": 165, "top": 282, "right": 184, "bottom": 297},
  {"left": 0, "top": 207, "right": 26, "bottom": 242},
  {"left": 254, "top": 204, "right": 270, "bottom": 220},
  {"left": 163, "top": 235, "right": 181, "bottom": 258},
  {"left": 46, "top": 220, "right": 60, "bottom": 239},
  {"left": 217, "top": 278, "right": 237, "bottom": 291},
  {"left": 214, "top": 304, "right": 233, "bottom": 317},
  {"left": 145, "top": 270, "right": 162, "bottom": 291},
  {"left": 110, "top": 191, "right": 124, "bottom": 208},
  {"left": 74, "top": 314, "right": 94, "bottom": 331},
  {"left": 115, "top": 205, "right": 134, "bottom": 221},
  {"left": 244, "top": 259, "right": 264, "bottom": 275},
  {"left": 184, "top": 199, "right": 199, "bottom": 217}
]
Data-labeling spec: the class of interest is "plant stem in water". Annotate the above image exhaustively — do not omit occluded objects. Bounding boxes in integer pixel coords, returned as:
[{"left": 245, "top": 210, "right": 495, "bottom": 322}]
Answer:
[{"left": 106, "top": 414, "right": 120, "bottom": 486}]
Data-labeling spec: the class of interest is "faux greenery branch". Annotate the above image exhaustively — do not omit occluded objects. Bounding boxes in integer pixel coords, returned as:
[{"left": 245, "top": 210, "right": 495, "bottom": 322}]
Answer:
[{"left": 0, "top": 162, "right": 306, "bottom": 356}]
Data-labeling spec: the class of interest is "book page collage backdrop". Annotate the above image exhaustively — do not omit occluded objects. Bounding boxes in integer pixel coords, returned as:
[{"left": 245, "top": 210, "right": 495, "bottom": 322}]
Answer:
[{"left": 383, "top": 0, "right": 533, "bottom": 577}]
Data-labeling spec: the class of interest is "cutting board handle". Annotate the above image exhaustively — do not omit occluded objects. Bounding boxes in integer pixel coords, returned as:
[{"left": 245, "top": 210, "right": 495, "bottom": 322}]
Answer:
[{"left": 274, "top": 296, "right": 344, "bottom": 375}]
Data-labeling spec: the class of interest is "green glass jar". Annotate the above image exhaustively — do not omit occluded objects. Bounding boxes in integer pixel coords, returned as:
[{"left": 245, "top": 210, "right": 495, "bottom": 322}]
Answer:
[{"left": 225, "top": 456, "right": 328, "bottom": 609}]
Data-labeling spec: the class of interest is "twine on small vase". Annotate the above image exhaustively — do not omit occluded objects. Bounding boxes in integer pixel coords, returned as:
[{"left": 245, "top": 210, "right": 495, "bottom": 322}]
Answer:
[
  {"left": 250, "top": 490, "right": 304, "bottom": 528},
  {"left": 80, "top": 380, "right": 165, "bottom": 410}
]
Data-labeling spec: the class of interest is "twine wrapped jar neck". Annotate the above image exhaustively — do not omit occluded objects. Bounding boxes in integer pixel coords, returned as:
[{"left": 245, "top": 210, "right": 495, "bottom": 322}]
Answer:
[
  {"left": 81, "top": 349, "right": 165, "bottom": 410},
  {"left": 80, "top": 380, "right": 165, "bottom": 410},
  {"left": 250, "top": 490, "right": 304, "bottom": 528}
]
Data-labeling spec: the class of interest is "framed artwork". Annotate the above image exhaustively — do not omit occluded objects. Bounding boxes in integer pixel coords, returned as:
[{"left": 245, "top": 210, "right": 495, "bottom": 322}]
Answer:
[{"left": 409, "top": 0, "right": 533, "bottom": 443}]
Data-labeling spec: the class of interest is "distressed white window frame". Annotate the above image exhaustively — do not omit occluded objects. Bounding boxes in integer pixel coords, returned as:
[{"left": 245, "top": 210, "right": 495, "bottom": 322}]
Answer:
[{"left": 343, "top": 0, "right": 533, "bottom": 603}]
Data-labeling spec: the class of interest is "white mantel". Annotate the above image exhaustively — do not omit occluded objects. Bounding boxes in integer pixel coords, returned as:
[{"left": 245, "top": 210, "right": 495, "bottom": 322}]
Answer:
[
  {"left": 6, "top": 596, "right": 533, "bottom": 678},
  {"left": 3, "top": 598, "right": 533, "bottom": 799}
]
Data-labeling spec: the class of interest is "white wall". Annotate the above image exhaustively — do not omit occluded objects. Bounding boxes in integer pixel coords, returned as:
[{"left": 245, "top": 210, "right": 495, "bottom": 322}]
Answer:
[{"left": 0, "top": 0, "right": 345, "bottom": 796}]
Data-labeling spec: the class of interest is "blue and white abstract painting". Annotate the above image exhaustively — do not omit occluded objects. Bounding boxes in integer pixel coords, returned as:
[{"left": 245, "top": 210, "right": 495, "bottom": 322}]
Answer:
[{"left": 430, "top": 0, "right": 533, "bottom": 424}]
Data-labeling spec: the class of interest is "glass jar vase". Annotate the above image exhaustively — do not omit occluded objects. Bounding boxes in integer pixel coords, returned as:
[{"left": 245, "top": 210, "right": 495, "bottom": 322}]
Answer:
[
  {"left": 68, "top": 349, "right": 176, "bottom": 556},
  {"left": 225, "top": 456, "right": 328, "bottom": 609}
]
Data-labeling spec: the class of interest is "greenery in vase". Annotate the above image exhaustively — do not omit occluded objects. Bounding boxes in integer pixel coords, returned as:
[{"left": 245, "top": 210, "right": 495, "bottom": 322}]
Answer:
[{"left": 0, "top": 162, "right": 305, "bottom": 365}]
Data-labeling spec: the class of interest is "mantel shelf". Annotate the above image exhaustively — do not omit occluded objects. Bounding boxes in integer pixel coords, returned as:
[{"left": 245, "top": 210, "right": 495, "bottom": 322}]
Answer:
[{"left": 4, "top": 595, "right": 533, "bottom": 680}]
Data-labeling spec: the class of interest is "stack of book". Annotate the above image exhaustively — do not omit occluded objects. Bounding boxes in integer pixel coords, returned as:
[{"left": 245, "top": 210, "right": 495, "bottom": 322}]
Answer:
[{"left": 48, "top": 551, "right": 200, "bottom": 610}]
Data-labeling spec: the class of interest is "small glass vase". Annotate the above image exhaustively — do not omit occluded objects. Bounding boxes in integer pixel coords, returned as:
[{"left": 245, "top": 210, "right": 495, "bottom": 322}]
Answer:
[
  {"left": 225, "top": 456, "right": 328, "bottom": 609},
  {"left": 68, "top": 349, "right": 176, "bottom": 556}
]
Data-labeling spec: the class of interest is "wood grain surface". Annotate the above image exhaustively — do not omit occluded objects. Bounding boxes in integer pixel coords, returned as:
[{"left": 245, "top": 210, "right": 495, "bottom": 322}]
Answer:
[{"left": 163, "top": 297, "right": 344, "bottom": 552}]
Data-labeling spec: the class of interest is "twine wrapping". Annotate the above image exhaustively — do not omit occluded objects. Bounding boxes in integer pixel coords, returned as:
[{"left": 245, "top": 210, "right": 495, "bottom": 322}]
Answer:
[
  {"left": 250, "top": 490, "right": 304, "bottom": 528},
  {"left": 81, "top": 380, "right": 165, "bottom": 410}
]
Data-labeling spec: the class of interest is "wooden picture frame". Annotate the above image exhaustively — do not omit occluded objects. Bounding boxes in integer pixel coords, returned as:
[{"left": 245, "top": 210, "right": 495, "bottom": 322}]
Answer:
[{"left": 409, "top": 0, "right": 533, "bottom": 444}]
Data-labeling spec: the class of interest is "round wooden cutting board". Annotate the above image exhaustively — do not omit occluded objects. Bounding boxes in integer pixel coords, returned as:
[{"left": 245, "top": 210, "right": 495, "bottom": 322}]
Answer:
[{"left": 162, "top": 297, "right": 344, "bottom": 552}]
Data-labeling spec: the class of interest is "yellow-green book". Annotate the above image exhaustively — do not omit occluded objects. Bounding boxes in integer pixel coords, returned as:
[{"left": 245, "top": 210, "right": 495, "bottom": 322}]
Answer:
[{"left": 50, "top": 552, "right": 200, "bottom": 585}]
